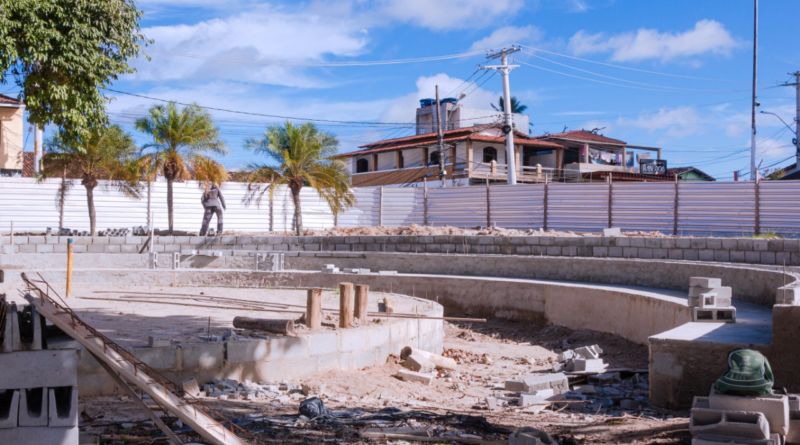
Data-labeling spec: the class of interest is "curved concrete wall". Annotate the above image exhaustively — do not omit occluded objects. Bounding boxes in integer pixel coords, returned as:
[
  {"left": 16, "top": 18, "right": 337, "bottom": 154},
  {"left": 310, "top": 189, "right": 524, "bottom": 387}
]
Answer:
[
  {"left": 28, "top": 270, "right": 443, "bottom": 397},
  {"left": 285, "top": 252, "right": 798, "bottom": 307}
]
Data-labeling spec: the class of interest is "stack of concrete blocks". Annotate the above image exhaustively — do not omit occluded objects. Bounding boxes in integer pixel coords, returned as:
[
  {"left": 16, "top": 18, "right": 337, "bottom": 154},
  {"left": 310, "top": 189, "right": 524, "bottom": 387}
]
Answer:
[
  {"left": 505, "top": 373, "right": 568, "bottom": 408},
  {"left": 688, "top": 277, "right": 736, "bottom": 323},
  {"left": 0, "top": 298, "right": 79, "bottom": 444},
  {"left": 322, "top": 264, "right": 339, "bottom": 273},
  {"left": 559, "top": 344, "right": 608, "bottom": 373},
  {"left": 690, "top": 391, "right": 800, "bottom": 445}
]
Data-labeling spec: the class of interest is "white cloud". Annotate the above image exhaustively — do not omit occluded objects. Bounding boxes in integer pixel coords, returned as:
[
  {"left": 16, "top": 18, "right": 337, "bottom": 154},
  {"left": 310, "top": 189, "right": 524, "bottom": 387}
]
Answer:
[
  {"left": 133, "top": 5, "right": 368, "bottom": 87},
  {"left": 617, "top": 106, "right": 704, "bottom": 137},
  {"left": 380, "top": 0, "right": 524, "bottom": 30},
  {"left": 470, "top": 25, "right": 543, "bottom": 51},
  {"left": 568, "top": 20, "right": 741, "bottom": 62},
  {"left": 567, "top": 0, "right": 590, "bottom": 13},
  {"left": 758, "top": 138, "right": 794, "bottom": 159},
  {"left": 379, "top": 73, "right": 499, "bottom": 124}
]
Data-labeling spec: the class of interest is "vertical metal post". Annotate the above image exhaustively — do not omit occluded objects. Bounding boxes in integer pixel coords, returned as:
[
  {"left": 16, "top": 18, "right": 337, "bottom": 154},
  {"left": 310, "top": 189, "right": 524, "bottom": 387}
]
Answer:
[
  {"left": 378, "top": 186, "right": 384, "bottom": 226},
  {"left": 423, "top": 178, "right": 429, "bottom": 225},
  {"left": 485, "top": 178, "right": 491, "bottom": 228},
  {"left": 607, "top": 173, "right": 613, "bottom": 228},
  {"left": 543, "top": 182, "right": 549, "bottom": 231},
  {"left": 66, "top": 238, "right": 73, "bottom": 297},
  {"left": 754, "top": 179, "right": 761, "bottom": 235},
  {"left": 673, "top": 174, "right": 679, "bottom": 236},
  {"left": 500, "top": 51, "right": 517, "bottom": 185}
]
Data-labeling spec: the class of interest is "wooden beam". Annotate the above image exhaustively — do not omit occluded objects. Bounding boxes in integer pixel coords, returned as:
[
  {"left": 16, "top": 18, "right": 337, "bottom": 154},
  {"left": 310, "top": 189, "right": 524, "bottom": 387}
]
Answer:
[
  {"left": 354, "top": 284, "right": 369, "bottom": 323},
  {"left": 339, "top": 282, "right": 354, "bottom": 328},
  {"left": 306, "top": 288, "right": 322, "bottom": 330}
]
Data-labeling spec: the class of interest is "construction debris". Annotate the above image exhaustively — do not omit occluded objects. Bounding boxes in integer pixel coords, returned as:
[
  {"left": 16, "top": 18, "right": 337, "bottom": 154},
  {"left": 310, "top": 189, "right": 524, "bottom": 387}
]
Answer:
[
  {"left": 401, "top": 346, "right": 458, "bottom": 371},
  {"left": 394, "top": 368, "right": 435, "bottom": 385}
]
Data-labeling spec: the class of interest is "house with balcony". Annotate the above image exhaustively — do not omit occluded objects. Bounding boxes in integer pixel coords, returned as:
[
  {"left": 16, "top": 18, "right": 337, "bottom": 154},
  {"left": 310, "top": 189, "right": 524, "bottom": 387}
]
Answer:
[
  {"left": 339, "top": 99, "right": 672, "bottom": 186},
  {"left": 0, "top": 94, "right": 24, "bottom": 176}
]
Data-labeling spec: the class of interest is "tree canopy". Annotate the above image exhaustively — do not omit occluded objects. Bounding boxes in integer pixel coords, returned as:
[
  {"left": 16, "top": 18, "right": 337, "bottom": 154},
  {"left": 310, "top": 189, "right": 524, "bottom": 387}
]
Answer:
[{"left": 0, "top": 0, "right": 147, "bottom": 134}]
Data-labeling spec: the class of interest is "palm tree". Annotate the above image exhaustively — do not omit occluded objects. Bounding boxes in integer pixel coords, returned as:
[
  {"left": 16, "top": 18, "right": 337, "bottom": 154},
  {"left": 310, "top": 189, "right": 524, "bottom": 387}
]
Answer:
[
  {"left": 135, "top": 102, "right": 225, "bottom": 234},
  {"left": 491, "top": 96, "right": 528, "bottom": 114},
  {"left": 244, "top": 122, "right": 354, "bottom": 235},
  {"left": 43, "top": 125, "right": 141, "bottom": 235}
]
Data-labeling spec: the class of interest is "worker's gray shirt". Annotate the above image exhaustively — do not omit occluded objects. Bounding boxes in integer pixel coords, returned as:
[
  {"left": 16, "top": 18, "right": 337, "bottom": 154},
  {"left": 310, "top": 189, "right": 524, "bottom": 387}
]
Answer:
[{"left": 202, "top": 188, "right": 226, "bottom": 209}]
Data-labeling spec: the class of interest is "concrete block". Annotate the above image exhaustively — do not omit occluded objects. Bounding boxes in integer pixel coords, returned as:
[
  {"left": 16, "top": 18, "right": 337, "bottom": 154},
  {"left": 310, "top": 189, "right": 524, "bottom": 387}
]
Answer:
[
  {"left": 395, "top": 369, "right": 433, "bottom": 385},
  {"left": 0, "top": 426, "right": 79, "bottom": 444},
  {"left": 689, "top": 286, "right": 732, "bottom": 302},
  {"left": 574, "top": 345, "right": 602, "bottom": 359},
  {"left": 692, "top": 433, "right": 781, "bottom": 445},
  {"left": 690, "top": 277, "right": 723, "bottom": 288},
  {"left": 520, "top": 389, "right": 554, "bottom": 406},
  {"left": 692, "top": 307, "right": 736, "bottom": 323},
  {"left": 775, "top": 287, "right": 799, "bottom": 305},
  {"left": 506, "top": 373, "right": 568, "bottom": 394},
  {"left": 690, "top": 407, "right": 770, "bottom": 440},
  {"left": 35, "top": 244, "right": 54, "bottom": 253},
  {"left": 19, "top": 387, "right": 48, "bottom": 426},
  {"left": 18, "top": 244, "right": 35, "bottom": 253},
  {"left": 699, "top": 250, "right": 715, "bottom": 261},
  {"left": 48, "top": 386, "right": 78, "bottom": 427},
  {"left": 708, "top": 392, "right": 789, "bottom": 436},
  {"left": 571, "top": 358, "right": 608, "bottom": 373},
  {"left": 0, "top": 390, "right": 19, "bottom": 428},
  {"left": 761, "top": 252, "right": 776, "bottom": 265},
  {"left": 602, "top": 227, "right": 621, "bottom": 237},
  {"left": 508, "top": 428, "right": 554, "bottom": 445},
  {"left": 1, "top": 303, "right": 20, "bottom": 352},
  {"left": 0, "top": 350, "right": 79, "bottom": 390}
]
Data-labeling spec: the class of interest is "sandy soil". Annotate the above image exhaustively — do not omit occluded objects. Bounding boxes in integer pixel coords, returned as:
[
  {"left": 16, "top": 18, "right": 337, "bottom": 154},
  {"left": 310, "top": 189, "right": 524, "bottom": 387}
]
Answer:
[{"left": 80, "top": 319, "right": 690, "bottom": 444}]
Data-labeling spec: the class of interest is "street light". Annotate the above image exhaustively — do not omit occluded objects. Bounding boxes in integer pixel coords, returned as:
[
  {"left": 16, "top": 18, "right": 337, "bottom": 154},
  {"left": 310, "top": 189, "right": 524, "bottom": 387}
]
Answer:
[{"left": 760, "top": 110, "right": 797, "bottom": 135}]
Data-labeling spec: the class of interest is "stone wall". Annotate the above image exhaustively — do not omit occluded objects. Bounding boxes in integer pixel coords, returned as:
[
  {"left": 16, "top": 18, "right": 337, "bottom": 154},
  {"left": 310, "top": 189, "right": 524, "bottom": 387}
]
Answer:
[{"left": 2, "top": 234, "right": 799, "bottom": 266}]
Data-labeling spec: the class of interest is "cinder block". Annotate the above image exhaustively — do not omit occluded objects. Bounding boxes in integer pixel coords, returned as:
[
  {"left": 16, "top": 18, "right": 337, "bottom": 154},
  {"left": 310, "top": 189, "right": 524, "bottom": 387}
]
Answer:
[
  {"left": 602, "top": 227, "right": 621, "bottom": 237},
  {"left": 708, "top": 392, "right": 789, "bottom": 436},
  {"left": 571, "top": 358, "right": 608, "bottom": 372},
  {"left": 18, "top": 387, "right": 48, "bottom": 426},
  {"left": 690, "top": 277, "right": 723, "bottom": 288},
  {"left": 48, "top": 386, "right": 78, "bottom": 428},
  {"left": 0, "top": 390, "right": 19, "bottom": 428},
  {"left": 520, "top": 389, "right": 555, "bottom": 407},
  {"left": 1, "top": 303, "right": 20, "bottom": 352},
  {"left": 690, "top": 407, "right": 770, "bottom": 440},
  {"left": 505, "top": 373, "right": 568, "bottom": 394},
  {"left": 692, "top": 307, "right": 736, "bottom": 323},
  {"left": 692, "top": 433, "right": 781, "bottom": 445}
]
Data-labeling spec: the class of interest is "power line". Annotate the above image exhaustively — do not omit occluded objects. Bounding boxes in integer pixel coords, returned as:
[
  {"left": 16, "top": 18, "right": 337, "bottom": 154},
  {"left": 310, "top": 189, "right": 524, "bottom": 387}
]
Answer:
[{"left": 519, "top": 44, "right": 731, "bottom": 82}]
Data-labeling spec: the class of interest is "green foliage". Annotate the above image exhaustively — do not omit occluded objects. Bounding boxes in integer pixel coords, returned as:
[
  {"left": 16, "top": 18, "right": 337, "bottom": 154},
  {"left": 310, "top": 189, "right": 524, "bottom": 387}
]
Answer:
[
  {"left": 43, "top": 125, "right": 141, "bottom": 234},
  {"left": 0, "top": 0, "right": 147, "bottom": 135},
  {"left": 492, "top": 96, "right": 528, "bottom": 114},
  {"left": 135, "top": 102, "right": 225, "bottom": 233},
  {"left": 245, "top": 122, "right": 354, "bottom": 235}
]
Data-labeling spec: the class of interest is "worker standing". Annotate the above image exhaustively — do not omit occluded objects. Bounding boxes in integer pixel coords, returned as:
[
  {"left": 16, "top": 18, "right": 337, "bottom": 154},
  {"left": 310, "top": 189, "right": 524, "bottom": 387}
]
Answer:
[{"left": 200, "top": 183, "right": 226, "bottom": 236}]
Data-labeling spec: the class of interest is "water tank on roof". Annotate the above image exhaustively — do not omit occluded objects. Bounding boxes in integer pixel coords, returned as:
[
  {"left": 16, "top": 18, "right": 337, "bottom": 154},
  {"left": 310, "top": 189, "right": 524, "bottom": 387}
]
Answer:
[{"left": 419, "top": 98, "right": 435, "bottom": 108}]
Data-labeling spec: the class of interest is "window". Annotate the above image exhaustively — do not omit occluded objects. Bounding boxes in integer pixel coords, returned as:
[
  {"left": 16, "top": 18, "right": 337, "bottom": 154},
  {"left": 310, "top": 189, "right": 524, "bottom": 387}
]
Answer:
[
  {"left": 398, "top": 151, "right": 404, "bottom": 169},
  {"left": 483, "top": 147, "right": 497, "bottom": 163},
  {"left": 429, "top": 151, "right": 440, "bottom": 165},
  {"left": 355, "top": 158, "right": 369, "bottom": 173}
]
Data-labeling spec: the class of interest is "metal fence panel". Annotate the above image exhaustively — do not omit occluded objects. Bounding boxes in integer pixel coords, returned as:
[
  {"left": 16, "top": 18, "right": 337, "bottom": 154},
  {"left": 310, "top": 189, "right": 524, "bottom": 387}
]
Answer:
[
  {"left": 759, "top": 181, "right": 800, "bottom": 235},
  {"left": 427, "top": 187, "right": 486, "bottom": 227},
  {"left": 547, "top": 183, "right": 608, "bottom": 232},
  {"left": 338, "top": 187, "right": 378, "bottom": 227},
  {"left": 677, "top": 182, "right": 756, "bottom": 236},
  {"left": 381, "top": 188, "right": 424, "bottom": 227},
  {"left": 489, "top": 184, "right": 545, "bottom": 229},
  {"left": 612, "top": 182, "right": 675, "bottom": 233}
]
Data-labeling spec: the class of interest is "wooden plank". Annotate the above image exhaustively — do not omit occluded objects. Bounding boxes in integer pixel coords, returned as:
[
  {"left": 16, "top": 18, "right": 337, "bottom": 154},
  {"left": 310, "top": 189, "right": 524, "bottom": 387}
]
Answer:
[{"left": 339, "top": 282, "right": 354, "bottom": 328}]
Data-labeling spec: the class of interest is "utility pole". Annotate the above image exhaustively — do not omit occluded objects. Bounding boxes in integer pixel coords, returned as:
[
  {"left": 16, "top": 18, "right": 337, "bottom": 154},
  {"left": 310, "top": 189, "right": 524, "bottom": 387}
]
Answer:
[
  {"left": 787, "top": 71, "right": 800, "bottom": 167},
  {"left": 434, "top": 84, "right": 446, "bottom": 187},
  {"left": 750, "top": 0, "right": 758, "bottom": 181},
  {"left": 483, "top": 46, "right": 520, "bottom": 185}
]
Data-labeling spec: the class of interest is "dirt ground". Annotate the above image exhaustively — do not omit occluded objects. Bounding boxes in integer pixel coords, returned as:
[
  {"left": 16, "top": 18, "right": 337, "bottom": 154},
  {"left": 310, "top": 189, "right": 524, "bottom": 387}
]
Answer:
[{"left": 80, "top": 319, "right": 690, "bottom": 445}]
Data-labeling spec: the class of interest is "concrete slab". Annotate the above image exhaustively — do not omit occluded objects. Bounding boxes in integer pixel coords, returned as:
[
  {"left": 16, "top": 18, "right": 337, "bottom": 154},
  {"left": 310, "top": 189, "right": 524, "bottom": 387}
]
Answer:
[
  {"left": 652, "top": 302, "right": 770, "bottom": 345},
  {"left": 0, "top": 426, "right": 79, "bottom": 444},
  {"left": 0, "top": 350, "right": 79, "bottom": 390}
]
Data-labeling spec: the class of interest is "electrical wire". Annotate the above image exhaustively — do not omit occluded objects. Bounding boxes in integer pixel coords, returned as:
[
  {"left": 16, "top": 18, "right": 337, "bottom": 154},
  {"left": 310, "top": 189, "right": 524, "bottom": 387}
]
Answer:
[{"left": 519, "top": 44, "right": 732, "bottom": 82}]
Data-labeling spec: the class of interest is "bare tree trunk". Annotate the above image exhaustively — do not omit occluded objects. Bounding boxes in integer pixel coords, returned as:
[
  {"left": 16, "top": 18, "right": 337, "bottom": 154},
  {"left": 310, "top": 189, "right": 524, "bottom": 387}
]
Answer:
[
  {"left": 86, "top": 185, "right": 97, "bottom": 236},
  {"left": 291, "top": 186, "right": 302, "bottom": 236},
  {"left": 166, "top": 177, "right": 174, "bottom": 234},
  {"left": 58, "top": 168, "right": 67, "bottom": 230}
]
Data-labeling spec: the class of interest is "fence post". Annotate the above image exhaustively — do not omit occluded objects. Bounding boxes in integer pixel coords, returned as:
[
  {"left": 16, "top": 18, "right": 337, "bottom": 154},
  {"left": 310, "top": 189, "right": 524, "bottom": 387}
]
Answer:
[
  {"left": 543, "top": 182, "right": 549, "bottom": 231},
  {"left": 423, "top": 178, "right": 429, "bottom": 225},
  {"left": 754, "top": 179, "right": 761, "bottom": 235},
  {"left": 673, "top": 174, "right": 679, "bottom": 236},
  {"left": 607, "top": 173, "right": 613, "bottom": 228},
  {"left": 269, "top": 190, "right": 274, "bottom": 232},
  {"left": 378, "top": 186, "right": 384, "bottom": 226},
  {"left": 485, "top": 178, "right": 491, "bottom": 228}
]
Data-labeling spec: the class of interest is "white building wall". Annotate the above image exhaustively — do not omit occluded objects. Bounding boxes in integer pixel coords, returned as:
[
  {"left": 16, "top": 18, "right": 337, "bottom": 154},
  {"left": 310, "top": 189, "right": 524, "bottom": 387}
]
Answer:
[
  {"left": 402, "top": 148, "right": 424, "bottom": 168},
  {"left": 472, "top": 143, "right": 506, "bottom": 164},
  {"left": 376, "top": 152, "right": 396, "bottom": 171}
]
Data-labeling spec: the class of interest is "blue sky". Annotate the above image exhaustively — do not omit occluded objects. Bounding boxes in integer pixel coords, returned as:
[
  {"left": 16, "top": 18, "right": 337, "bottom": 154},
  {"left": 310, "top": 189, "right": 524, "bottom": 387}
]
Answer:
[{"left": 23, "top": 0, "right": 800, "bottom": 178}]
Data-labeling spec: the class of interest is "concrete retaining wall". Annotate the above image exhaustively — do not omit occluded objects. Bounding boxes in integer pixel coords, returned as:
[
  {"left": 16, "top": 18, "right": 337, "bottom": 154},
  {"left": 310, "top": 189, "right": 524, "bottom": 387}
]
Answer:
[
  {"left": 2, "top": 233, "right": 800, "bottom": 265},
  {"left": 29, "top": 270, "right": 443, "bottom": 397}
]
